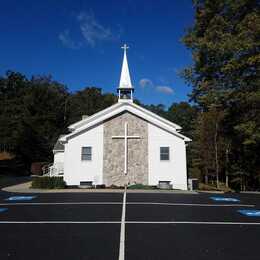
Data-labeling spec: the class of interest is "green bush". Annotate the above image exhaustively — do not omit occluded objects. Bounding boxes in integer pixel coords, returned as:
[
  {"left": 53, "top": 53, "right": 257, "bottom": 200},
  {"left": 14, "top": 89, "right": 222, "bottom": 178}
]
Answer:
[
  {"left": 128, "top": 184, "right": 157, "bottom": 190},
  {"left": 31, "top": 176, "right": 66, "bottom": 189},
  {"left": 108, "top": 184, "right": 124, "bottom": 189}
]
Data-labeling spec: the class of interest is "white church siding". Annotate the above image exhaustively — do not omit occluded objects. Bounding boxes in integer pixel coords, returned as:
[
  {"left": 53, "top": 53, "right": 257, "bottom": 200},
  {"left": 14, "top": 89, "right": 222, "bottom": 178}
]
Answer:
[
  {"left": 63, "top": 124, "right": 103, "bottom": 186},
  {"left": 54, "top": 151, "right": 64, "bottom": 163},
  {"left": 148, "top": 123, "right": 188, "bottom": 190}
]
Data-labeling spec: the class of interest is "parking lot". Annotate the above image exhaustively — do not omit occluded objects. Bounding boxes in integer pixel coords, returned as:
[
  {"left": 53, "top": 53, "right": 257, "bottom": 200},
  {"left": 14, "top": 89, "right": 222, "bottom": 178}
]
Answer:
[{"left": 0, "top": 190, "right": 260, "bottom": 260}]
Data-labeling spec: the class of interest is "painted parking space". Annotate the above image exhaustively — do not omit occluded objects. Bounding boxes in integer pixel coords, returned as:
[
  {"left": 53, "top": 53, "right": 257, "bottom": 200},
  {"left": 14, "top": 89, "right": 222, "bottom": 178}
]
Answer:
[
  {"left": 238, "top": 210, "right": 260, "bottom": 217},
  {"left": 0, "top": 223, "right": 120, "bottom": 260},
  {"left": 2, "top": 192, "right": 124, "bottom": 203},
  {"left": 126, "top": 203, "right": 257, "bottom": 223},
  {"left": 0, "top": 191, "right": 260, "bottom": 260},
  {"left": 210, "top": 196, "right": 240, "bottom": 202},
  {"left": 0, "top": 204, "right": 122, "bottom": 222},
  {"left": 125, "top": 223, "right": 260, "bottom": 260},
  {"left": 5, "top": 196, "right": 36, "bottom": 201}
]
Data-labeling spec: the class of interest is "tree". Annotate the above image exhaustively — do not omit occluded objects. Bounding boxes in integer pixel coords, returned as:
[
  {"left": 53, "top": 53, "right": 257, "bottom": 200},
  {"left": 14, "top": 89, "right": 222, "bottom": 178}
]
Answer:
[
  {"left": 67, "top": 87, "right": 117, "bottom": 125},
  {"left": 183, "top": 0, "right": 259, "bottom": 107},
  {"left": 182, "top": 0, "right": 260, "bottom": 190},
  {"left": 0, "top": 71, "right": 120, "bottom": 173},
  {"left": 0, "top": 72, "right": 69, "bottom": 169},
  {"left": 190, "top": 107, "right": 226, "bottom": 186},
  {"left": 167, "top": 102, "right": 198, "bottom": 136},
  {"left": 0, "top": 71, "right": 29, "bottom": 148},
  {"left": 143, "top": 104, "right": 167, "bottom": 118},
  {"left": 24, "top": 76, "right": 69, "bottom": 145}
]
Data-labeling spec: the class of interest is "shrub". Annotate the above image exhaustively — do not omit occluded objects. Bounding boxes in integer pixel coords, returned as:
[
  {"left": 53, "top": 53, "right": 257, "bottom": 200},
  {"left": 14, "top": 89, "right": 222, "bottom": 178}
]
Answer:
[
  {"left": 108, "top": 184, "right": 124, "bottom": 189},
  {"left": 95, "top": 184, "right": 106, "bottom": 189},
  {"left": 128, "top": 184, "right": 157, "bottom": 190},
  {"left": 31, "top": 176, "right": 66, "bottom": 189}
]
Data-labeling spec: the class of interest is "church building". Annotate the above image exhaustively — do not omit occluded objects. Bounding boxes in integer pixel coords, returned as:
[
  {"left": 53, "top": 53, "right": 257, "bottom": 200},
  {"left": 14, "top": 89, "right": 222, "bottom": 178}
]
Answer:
[{"left": 52, "top": 45, "right": 191, "bottom": 190}]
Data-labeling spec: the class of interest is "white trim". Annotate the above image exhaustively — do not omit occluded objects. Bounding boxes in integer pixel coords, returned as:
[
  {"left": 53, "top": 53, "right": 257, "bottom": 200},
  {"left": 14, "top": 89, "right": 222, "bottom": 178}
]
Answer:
[
  {"left": 61, "top": 102, "right": 190, "bottom": 143},
  {"left": 67, "top": 102, "right": 182, "bottom": 132},
  {"left": 68, "top": 102, "right": 119, "bottom": 131},
  {"left": 130, "top": 102, "right": 182, "bottom": 130}
]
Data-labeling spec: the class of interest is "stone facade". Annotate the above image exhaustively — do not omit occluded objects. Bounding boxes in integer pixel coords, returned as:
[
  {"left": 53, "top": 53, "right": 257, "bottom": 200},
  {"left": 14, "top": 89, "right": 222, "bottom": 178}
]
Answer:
[{"left": 103, "top": 112, "right": 148, "bottom": 186}]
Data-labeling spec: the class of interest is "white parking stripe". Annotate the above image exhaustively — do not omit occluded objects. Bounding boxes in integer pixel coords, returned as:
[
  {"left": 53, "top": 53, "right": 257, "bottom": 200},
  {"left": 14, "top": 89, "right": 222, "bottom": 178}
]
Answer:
[
  {"left": 127, "top": 202, "right": 255, "bottom": 207},
  {"left": 0, "top": 202, "right": 255, "bottom": 207},
  {"left": 0, "top": 202, "right": 122, "bottom": 206},
  {"left": 125, "top": 221, "right": 260, "bottom": 225},
  {"left": 0, "top": 221, "right": 121, "bottom": 224},
  {"left": 0, "top": 221, "right": 259, "bottom": 225},
  {"left": 118, "top": 186, "right": 127, "bottom": 260}
]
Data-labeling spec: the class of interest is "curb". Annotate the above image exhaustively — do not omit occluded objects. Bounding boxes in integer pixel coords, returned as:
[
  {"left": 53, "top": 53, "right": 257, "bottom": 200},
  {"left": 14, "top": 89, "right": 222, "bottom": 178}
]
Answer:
[
  {"left": 2, "top": 182, "right": 198, "bottom": 194},
  {"left": 240, "top": 191, "right": 260, "bottom": 195}
]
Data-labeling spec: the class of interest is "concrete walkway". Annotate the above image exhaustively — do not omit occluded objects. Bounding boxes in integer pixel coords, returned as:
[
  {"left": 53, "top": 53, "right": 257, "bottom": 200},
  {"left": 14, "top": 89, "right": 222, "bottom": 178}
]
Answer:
[{"left": 2, "top": 181, "right": 198, "bottom": 194}]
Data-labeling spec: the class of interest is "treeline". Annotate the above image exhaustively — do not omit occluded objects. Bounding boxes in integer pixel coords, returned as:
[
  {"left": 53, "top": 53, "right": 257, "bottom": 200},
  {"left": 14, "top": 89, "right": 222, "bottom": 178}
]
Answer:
[
  {"left": 0, "top": 71, "right": 117, "bottom": 169},
  {"left": 181, "top": 0, "right": 260, "bottom": 190}
]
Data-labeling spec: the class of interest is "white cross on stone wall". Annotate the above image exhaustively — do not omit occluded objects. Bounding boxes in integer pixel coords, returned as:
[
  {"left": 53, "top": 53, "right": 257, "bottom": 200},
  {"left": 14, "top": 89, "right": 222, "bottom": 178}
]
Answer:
[{"left": 112, "top": 122, "right": 140, "bottom": 175}]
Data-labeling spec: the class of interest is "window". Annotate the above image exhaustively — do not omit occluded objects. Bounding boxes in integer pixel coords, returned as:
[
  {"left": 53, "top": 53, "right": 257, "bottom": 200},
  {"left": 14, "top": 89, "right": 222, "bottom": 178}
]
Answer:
[
  {"left": 81, "top": 146, "right": 92, "bottom": 161},
  {"left": 160, "top": 147, "right": 170, "bottom": 161}
]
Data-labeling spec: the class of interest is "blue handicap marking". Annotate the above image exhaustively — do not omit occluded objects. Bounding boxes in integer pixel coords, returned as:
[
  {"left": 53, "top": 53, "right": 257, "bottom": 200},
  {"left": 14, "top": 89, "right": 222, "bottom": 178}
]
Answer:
[
  {"left": 5, "top": 196, "right": 36, "bottom": 201},
  {"left": 0, "top": 208, "right": 8, "bottom": 213},
  {"left": 210, "top": 196, "right": 240, "bottom": 202},
  {"left": 238, "top": 210, "right": 260, "bottom": 217}
]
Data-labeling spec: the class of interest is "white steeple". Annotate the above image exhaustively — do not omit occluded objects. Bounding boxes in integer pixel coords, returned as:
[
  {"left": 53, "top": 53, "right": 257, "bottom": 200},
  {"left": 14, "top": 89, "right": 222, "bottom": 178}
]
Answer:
[
  {"left": 118, "top": 44, "right": 134, "bottom": 102},
  {"left": 119, "top": 44, "right": 133, "bottom": 89}
]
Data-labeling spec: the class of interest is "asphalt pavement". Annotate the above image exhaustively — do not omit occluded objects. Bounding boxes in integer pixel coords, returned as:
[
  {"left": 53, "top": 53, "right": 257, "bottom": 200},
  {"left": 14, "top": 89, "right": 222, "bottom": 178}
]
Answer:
[{"left": 0, "top": 190, "right": 259, "bottom": 260}]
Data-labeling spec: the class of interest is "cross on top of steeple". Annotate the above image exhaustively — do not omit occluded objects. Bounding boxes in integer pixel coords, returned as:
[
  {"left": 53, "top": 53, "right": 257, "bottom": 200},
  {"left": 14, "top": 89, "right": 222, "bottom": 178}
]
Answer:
[{"left": 121, "top": 44, "right": 129, "bottom": 53}]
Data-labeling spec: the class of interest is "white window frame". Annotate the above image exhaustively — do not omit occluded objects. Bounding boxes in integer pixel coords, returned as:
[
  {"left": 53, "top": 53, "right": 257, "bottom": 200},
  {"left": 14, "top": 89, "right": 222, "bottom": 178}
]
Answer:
[
  {"left": 160, "top": 146, "right": 170, "bottom": 161},
  {"left": 81, "top": 146, "right": 92, "bottom": 161}
]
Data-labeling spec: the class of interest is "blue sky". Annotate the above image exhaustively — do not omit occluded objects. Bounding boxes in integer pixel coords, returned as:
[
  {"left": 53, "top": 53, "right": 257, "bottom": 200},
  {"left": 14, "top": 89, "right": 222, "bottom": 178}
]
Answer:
[{"left": 0, "top": 0, "right": 194, "bottom": 107}]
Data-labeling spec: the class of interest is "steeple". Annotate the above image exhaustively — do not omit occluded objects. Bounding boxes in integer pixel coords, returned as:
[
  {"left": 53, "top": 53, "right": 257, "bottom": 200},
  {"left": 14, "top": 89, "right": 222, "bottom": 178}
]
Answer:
[{"left": 118, "top": 44, "right": 134, "bottom": 102}]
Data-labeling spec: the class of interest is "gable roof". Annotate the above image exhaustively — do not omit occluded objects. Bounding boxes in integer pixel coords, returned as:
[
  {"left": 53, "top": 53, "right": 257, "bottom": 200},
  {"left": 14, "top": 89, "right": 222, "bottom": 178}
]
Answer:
[
  {"left": 60, "top": 102, "right": 191, "bottom": 143},
  {"left": 53, "top": 137, "right": 65, "bottom": 152}
]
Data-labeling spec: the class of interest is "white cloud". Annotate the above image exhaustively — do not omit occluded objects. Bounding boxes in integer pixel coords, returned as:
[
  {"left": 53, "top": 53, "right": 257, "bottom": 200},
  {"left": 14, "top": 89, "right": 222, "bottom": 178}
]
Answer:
[
  {"left": 77, "top": 12, "right": 113, "bottom": 47},
  {"left": 59, "top": 11, "right": 122, "bottom": 49},
  {"left": 156, "top": 86, "right": 174, "bottom": 94},
  {"left": 58, "top": 30, "right": 82, "bottom": 49},
  {"left": 167, "top": 67, "right": 179, "bottom": 74},
  {"left": 139, "top": 78, "right": 174, "bottom": 95},
  {"left": 139, "top": 78, "right": 153, "bottom": 88}
]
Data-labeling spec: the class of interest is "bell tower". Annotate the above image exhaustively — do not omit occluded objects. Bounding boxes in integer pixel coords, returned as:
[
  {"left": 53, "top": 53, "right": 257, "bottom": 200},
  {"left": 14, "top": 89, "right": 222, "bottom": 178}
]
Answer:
[{"left": 117, "top": 44, "right": 134, "bottom": 102}]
